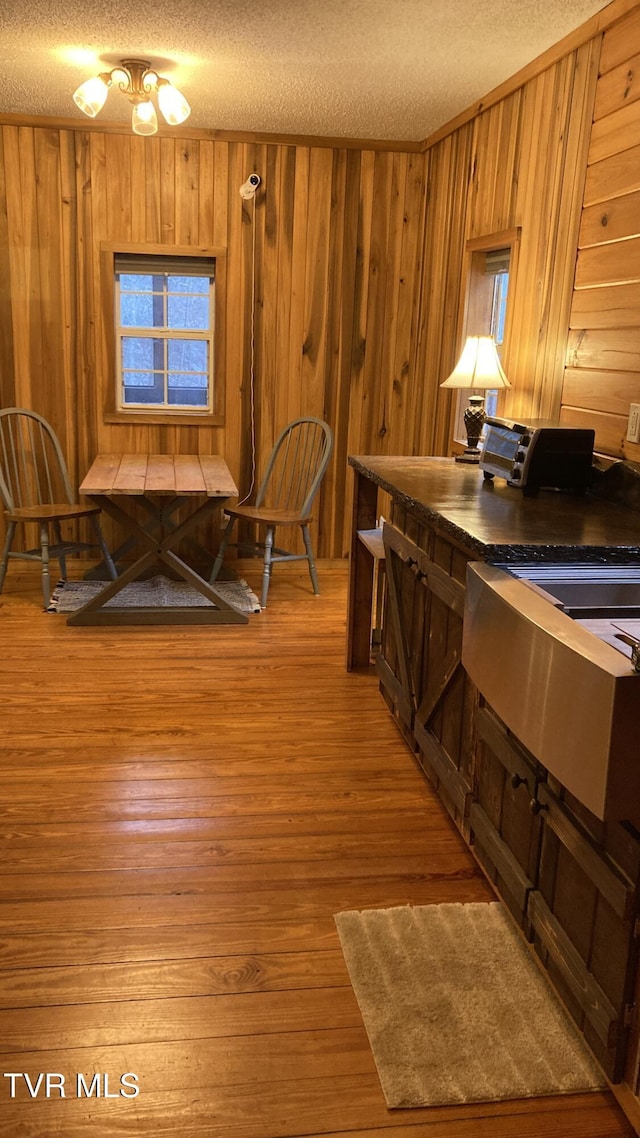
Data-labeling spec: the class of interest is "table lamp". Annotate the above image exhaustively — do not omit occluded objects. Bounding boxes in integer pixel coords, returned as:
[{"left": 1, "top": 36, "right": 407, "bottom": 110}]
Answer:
[{"left": 440, "top": 335, "right": 511, "bottom": 463}]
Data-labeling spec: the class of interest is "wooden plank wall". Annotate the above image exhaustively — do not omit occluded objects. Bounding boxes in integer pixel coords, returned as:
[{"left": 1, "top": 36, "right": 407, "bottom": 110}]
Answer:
[
  {"left": 1, "top": 1, "right": 639, "bottom": 566},
  {"left": 561, "top": 5, "right": 640, "bottom": 462}
]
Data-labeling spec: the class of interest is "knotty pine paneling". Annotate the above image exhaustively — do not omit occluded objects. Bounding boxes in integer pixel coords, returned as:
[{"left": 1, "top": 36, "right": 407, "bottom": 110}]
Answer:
[
  {"left": 412, "top": 126, "right": 473, "bottom": 457},
  {"left": 562, "top": 4, "right": 640, "bottom": 461},
  {"left": 563, "top": 367, "right": 640, "bottom": 415},
  {"left": 570, "top": 281, "right": 640, "bottom": 328},
  {"left": 579, "top": 189, "right": 640, "bottom": 247},
  {"left": 594, "top": 51, "right": 640, "bottom": 120},
  {"left": 575, "top": 237, "right": 640, "bottom": 288},
  {"left": 589, "top": 99, "right": 640, "bottom": 165}
]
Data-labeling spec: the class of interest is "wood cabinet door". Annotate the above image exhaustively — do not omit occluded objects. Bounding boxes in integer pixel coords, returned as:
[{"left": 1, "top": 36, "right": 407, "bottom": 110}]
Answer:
[
  {"left": 378, "top": 520, "right": 474, "bottom": 833},
  {"left": 469, "top": 704, "right": 544, "bottom": 929},
  {"left": 529, "top": 783, "right": 640, "bottom": 1082}
]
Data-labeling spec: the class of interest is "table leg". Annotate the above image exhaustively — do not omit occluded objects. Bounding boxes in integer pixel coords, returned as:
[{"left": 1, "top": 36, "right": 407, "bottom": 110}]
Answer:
[
  {"left": 84, "top": 495, "right": 214, "bottom": 580},
  {"left": 68, "top": 494, "right": 249, "bottom": 626}
]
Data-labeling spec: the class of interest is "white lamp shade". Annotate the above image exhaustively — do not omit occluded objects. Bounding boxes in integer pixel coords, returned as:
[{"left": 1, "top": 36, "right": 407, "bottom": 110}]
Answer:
[
  {"left": 440, "top": 335, "right": 511, "bottom": 390},
  {"left": 73, "top": 75, "right": 110, "bottom": 117},
  {"left": 157, "top": 82, "right": 191, "bottom": 126},
  {"left": 131, "top": 100, "right": 158, "bottom": 136}
]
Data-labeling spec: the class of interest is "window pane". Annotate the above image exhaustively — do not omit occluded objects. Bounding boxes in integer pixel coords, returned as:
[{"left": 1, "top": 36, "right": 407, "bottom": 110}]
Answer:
[
  {"left": 167, "top": 294, "right": 210, "bottom": 330},
  {"left": 168, "top": 372, "right": 208, "bottom": 389},
  {"left": 122, "top": 371, "right": 164, "bottom": 405},
  {"left": 123, "top": 390, "right": 164, "bottom": 406},
  {"left": 168, "top": 339, "right": 208, "bottom": 372},
  {"left": 168, "top": 276, "right": 210, "bottom": 294},
  {"left": 122, "top": 370, "right": 160, "bottom": 388},
  {"left": 120, "top": 293, "right": 155, "bottom": 327},
  {"left": 122, "top": 338, "right": 164, "bottom": 369},
  {"left": 168, "top": 387, "right": 209, "bottom": 407},
  {"left": 120, "top": 274, "right": 154, "bottom": 291},
  {"left": 484, "top": 391, "right": 498, "bottom": 418},
  {"left": 119, "top": 276, "right": 166, "bottom": 328},
  {"left": 491, "top": 272, "right": 509, "bottom": 346}
]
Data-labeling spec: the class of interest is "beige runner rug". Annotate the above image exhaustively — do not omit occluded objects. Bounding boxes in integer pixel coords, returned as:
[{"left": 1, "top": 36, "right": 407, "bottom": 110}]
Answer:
[{"left": 334, "top": 901, "right": 605, "bottom": 1108}]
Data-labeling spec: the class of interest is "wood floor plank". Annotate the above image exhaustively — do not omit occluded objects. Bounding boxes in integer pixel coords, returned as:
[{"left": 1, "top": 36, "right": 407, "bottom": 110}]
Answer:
[
  {"left": 0, "top": 833, "right": 466, "bottom": 875},
  {"left": 0, "top": 750, "right": 425, "bottom": 780},
  {"left": 0, "top": 875, "right": 488, "bottom": 933},
  {"left": 0, "top": 852, "right": 470, "bottom": 897},
  {"left": 0, "top": 1027, "right": 378, "bottom": 1089},
  {"left": 0, "top": 986, "right": 364, "bottom": 1052},
  {"left": 0, "top": 770, "right": 432, "bottom": 806},
  {"left": 0, "top": 785, "right": 432, "bottom": 823},
  {"left": 0, "top": 917, "right": 343, "bottom": 968},
  {"left": 0, "top": 950, "right": 351, "bottom": 1007},
  {"left": 0, "top": 807, "right": 456, "bottom": 847}
]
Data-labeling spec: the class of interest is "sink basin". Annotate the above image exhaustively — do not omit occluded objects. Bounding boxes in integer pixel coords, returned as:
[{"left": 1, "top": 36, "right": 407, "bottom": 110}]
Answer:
[
  {"left": 463, "top": 561, "right": 639, "bottom": 821},
  {"left": 506, "top": 564, "right": 640, "bottom": 617}
]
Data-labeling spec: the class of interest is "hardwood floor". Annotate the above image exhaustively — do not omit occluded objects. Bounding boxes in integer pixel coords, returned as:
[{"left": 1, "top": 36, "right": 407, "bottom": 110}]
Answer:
[{"left": 0, "top": 563, "right": 634, "bottom": 1137}]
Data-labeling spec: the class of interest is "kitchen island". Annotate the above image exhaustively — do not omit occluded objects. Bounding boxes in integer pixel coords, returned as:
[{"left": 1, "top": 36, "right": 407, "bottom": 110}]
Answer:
[{"left": 347, "top": 454, "right": 640, "bottom": 1127}]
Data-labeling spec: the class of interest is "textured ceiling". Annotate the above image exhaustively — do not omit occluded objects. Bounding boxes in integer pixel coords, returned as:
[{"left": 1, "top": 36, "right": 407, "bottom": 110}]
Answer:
[{"left": 0, "top": 0, "right": 612, "bottom": 141}]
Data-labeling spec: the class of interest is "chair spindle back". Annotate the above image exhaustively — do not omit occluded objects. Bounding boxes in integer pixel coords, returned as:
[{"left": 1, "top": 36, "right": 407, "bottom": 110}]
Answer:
[
  {"left": 0, "top": 409, "right": 74, "bottom": 513},
  {"left": 256, "top": 417, "right": 333, "bottom": 515}
]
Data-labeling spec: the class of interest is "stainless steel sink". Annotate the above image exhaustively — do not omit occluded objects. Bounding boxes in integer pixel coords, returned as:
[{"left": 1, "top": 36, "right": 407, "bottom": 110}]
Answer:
[
  {"left": 463, "top": 561, "right": 639, "bottom": 822},
  {"left": 506, "top": 564, "right": 640, "bottom": 617}
]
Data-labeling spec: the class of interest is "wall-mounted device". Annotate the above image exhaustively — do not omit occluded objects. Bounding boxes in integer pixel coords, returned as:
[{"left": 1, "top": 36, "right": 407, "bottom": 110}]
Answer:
[
  {"left": 239, "top": 173, "right": 261, "bottom": 200},
  {"left": 479, "top": 416, "right": 595, "bottom": 495}
]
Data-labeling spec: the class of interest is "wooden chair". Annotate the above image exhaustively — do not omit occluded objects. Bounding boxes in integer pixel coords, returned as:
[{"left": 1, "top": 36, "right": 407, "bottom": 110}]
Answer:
[
  {"left": 210, "top": 416, "right": 333, "bottom": 609},
  {"left": 0, "top": 408, "right": 117, "bottom": 609}
]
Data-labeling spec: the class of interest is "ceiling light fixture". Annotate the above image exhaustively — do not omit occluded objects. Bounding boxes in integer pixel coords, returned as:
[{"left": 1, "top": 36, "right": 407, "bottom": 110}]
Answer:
[{"left": 73, "top": 58, "right": 190, "bottom": 136}]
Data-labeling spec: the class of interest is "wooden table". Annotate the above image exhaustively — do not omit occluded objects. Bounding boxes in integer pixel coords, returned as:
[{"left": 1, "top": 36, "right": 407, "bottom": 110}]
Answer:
[{"left": 70, "top": 453, "right": 248, "bottom": 626}]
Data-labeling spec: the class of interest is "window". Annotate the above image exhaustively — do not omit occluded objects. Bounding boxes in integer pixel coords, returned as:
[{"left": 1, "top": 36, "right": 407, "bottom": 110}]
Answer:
[
  {"left": 115, "top": 254, "right": 215, "bottom": 413},
  {"left": 482, "top": 248, "right": 510, "bottom": 420},
  {"left": 453, "top": 231, "right": 519, "bottom": 445},
  {"left": 102, "top": 245, "right": 226, "bottom": 426}
]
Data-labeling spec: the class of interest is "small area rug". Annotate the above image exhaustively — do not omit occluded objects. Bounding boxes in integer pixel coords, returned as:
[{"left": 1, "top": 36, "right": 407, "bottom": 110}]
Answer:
[
  {"left": 48, "top": 574, "right": 261, "bottom": 614},
  {"left": 334, "top": 901, "right": 605, "bottom": 1108}
]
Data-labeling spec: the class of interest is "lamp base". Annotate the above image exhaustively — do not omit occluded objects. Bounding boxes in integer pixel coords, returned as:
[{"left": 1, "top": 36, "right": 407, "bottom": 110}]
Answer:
[{"left": 457, "top": 394, "right": 487, "bottom": 465}]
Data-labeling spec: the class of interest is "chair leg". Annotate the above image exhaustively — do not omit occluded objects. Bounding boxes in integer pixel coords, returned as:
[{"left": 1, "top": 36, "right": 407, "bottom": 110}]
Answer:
[
  {"left": 53, "top": 521, "right": 67, "bottom": 584},
  {"left": 40, "top": 522, "right": 51, "bottom": 610},
  {"left": 301, "top": 524, "right": 320, "bottom": 594},
  {"left": 0, "top": 521, "right": 16, "bottom": 594},
  {"left": 89, "top": 515, "right": 118, "bottom": 581},
  {"left": 210, "top": 515, "right": 236, "bottom": 583},
  {"left": 261, "top": 526, "right": 275, "bottom": 609}
]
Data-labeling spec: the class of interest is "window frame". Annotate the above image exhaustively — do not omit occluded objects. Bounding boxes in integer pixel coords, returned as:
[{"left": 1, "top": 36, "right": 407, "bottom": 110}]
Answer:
[
  {"left": 450, "top": 228, "right": 520, "bottom": 450},
  {"left": 101, "top": 243, "right": 227, "bottom": 427}
]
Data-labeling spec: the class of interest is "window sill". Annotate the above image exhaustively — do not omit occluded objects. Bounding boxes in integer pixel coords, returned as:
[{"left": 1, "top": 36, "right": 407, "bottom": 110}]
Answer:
[{"left": 104, "top": 411, "right": 224, "bottom": 427}]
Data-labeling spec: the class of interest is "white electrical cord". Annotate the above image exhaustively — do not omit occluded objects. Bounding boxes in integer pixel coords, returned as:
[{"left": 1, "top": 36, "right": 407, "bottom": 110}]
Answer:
[{"left": 237, "top": 177, "right": 260, "bottom": 505}]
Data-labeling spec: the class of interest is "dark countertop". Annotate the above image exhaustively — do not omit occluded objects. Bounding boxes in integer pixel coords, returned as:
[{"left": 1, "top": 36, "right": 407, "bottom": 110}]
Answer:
[{"left": 349, "top": 455, "right": 640, "bottom": 562}]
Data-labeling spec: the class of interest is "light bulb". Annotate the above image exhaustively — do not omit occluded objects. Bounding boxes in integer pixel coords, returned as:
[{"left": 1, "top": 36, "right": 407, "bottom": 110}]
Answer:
[
  {"left": 73, "top": 75, "right": 110, "bottom": 117},
  {"left": 131, "top": 100, "right": 158, "bottom": 136},
  {"left": 157, "top": 81, "right": 191, "bottom": 126}
]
